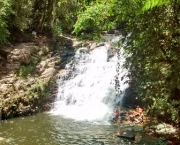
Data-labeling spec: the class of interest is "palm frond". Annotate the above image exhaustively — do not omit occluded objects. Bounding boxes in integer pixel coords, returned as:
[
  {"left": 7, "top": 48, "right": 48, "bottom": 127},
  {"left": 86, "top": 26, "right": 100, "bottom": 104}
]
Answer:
[{"left": 142, "top": 0, "right": 170, "bottom": 11}]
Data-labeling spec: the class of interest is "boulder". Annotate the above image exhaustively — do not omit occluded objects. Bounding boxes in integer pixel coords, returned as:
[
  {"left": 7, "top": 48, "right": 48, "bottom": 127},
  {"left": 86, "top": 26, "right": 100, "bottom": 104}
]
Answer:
[
  {"left": 89, "top": 42, "right": 97, "bottom": 50},
  {"left": 116, "top": 130, "right": 135, "bottom": 140},
  {"left": 155, "top": 123, "right": 176, "bottom": 135},
  {"left": 40, "top": 67, "right": 56, "bottom": 83},
  {"left": 6, "top": 62, "right": 20, "bottom": 71},
  {"left": 73, "top": 41, "right": 83, "bottom": 47},
  {"left": 7, "top": 43, "right": 33, "bottom": 64},
  {"left": 37, "top": 60, "right": 47, "bottom": 74}
]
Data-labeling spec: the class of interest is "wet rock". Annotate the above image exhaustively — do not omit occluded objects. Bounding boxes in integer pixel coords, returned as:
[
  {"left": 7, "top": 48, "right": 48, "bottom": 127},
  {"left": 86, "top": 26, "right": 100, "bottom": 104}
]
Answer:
[
  {"left": 104, "top": 42, "right": 117, "bottom": 61},
  {"left": 116, "top": 130, "right": 135, "bottom": 140},
  {"left": 79, "top": 47, "right": 89, "bottom": 53},
  {"left": 43, "top": 103, "right": 52, "bottom": 111},
  {"left": 41, "top": 67, "right": 56, "bottom": 77},
  {"left": 40, "top": 67, "right": 56, "bottom": 83},
  {"left": 155, "top": 123, "right": 176, "bottom": 135},
  {"left": 105, "top": 42, "right": 113, "bottom": 49},
  {"left": 89, "top": 42, "right": 97, "bottom": 50},
  {"left": 96, "top": 42, "right": 104, "bottom": 47},
  {"left": 73, "top": 41, "right": 83, "bottom": 48}
]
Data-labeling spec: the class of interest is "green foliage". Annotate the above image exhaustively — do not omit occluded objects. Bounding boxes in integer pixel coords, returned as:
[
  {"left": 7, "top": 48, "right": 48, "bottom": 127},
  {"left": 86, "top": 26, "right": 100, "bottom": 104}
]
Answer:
[
  {"left": 18, "top": 65, "right": 34, "bottom": 78},
  {"left": 73, "top": 1, "right": 116, "bottom": 39},
  {"left": 0, "top": 0, "right": 91, "bottom": 40},
  {"left": 0, "top": 24, "right": 10, "bottom": 43},
  {"left": 32, "top": 0, "right": 54, "bottom": 32},
  {"left": 73, "top": 0, "right": 141, "bottom": 39},
  {"left": 27, "top": 78, "right": 50, "bottom": 101},
  {"left": 142, "top": 0, "right": 170, "bottom": 11},
  {"left": 9, "top": 0, "right": 33, "bottom": 30},
  {"left": 0, "top": 0, "right": 13, "bottom": 43},
  {"left": 139, "top": 137, "right": 168, "bottom": 145},
  {"left": 56, "top": 0, "right": 85, "bottom": 33},
  {"left": 30, "top": 55, "right": 39, "bottom": 65},
  {"left": 121, "top": 0, "right": 180, "bottom": 123},
  {"left": 52, "top": 20, "right": 62, "bottom": 39}
]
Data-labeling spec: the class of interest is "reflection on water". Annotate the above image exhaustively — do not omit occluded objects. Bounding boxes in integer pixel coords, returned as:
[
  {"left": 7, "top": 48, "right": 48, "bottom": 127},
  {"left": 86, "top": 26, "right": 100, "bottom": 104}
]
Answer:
[{"left": 0, "top": 113, "right": 133, "bottom": 145}]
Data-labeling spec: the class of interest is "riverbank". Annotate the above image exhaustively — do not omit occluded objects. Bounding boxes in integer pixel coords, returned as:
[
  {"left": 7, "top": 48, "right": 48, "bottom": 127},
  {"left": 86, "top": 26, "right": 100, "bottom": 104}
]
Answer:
[{"left": 114, "top": 107, "right": 180, "bottom": 144}]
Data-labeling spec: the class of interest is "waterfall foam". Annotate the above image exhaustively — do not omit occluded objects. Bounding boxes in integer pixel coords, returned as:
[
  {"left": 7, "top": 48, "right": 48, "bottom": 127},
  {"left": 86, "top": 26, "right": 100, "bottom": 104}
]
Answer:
[{"left": 50, "top": 37, "right": 129, "bottom": 122}]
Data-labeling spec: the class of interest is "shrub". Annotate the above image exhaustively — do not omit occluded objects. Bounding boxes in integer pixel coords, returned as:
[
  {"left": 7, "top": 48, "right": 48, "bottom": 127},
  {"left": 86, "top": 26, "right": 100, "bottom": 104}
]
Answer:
[{"left": 18, "top": 65, "right": 34, "bottom": 78}]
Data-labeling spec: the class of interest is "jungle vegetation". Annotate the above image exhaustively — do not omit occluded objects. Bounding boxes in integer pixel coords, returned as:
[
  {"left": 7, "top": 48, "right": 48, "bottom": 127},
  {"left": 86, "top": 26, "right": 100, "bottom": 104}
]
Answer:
[{"left": 0, "top": 0, "right": 180, "bottom": 124}]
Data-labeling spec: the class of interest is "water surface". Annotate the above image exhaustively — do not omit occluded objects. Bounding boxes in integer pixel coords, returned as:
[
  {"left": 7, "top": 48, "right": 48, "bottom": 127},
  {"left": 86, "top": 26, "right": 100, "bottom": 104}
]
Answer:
[{"left": 0, "top": 113, "right": 133, "bottom": 145}]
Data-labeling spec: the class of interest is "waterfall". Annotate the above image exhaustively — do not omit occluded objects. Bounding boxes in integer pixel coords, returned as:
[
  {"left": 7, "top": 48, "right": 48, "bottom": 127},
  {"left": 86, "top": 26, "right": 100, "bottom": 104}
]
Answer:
[{"left": 50, "top": 35, "right": 129, "bottom": 122}]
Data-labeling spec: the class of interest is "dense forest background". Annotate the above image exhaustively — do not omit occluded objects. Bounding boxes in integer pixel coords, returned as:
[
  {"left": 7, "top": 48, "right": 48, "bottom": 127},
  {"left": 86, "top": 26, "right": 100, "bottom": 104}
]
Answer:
[{"left": 0, "top": 0, "right": 180, "bottom": 124}]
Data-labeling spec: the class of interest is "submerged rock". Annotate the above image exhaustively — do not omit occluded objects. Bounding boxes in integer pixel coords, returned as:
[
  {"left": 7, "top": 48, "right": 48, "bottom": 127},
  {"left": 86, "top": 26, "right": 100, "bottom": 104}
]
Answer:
[{"left": 0, "top": 137, "right": 7, "bottom": 143}]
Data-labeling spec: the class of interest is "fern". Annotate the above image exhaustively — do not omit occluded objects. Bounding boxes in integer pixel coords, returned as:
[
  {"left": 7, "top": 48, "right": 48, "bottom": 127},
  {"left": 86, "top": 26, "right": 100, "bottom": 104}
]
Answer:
[{"left": 142, "top": 0, "right": 170, "bottom": 11}]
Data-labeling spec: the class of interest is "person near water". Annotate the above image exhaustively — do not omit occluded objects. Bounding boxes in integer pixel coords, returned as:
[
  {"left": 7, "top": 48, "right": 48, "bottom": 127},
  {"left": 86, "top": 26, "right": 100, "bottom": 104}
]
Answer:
[
  {"left": 129, "top": 111, "right": 135, "bottom": 122},
  {"left": 135, "top": 105, "right": 143, "bottom": 116},
  {"left": 135, "top": 106, "right": 144, "bottom": 123}
]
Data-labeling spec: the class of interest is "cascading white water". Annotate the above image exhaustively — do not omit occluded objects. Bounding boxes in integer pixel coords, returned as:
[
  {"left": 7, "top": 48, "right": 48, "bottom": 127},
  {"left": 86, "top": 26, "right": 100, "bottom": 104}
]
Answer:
[{"left": 50, "top": 36, "right": 129, "bottom": 122}]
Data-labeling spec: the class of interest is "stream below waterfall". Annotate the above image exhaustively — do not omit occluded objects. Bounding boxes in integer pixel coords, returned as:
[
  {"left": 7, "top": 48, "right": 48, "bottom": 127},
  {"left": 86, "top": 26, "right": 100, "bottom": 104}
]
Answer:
[{"left": 0, "top": 35, "right": 164, "bottom": 145}]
